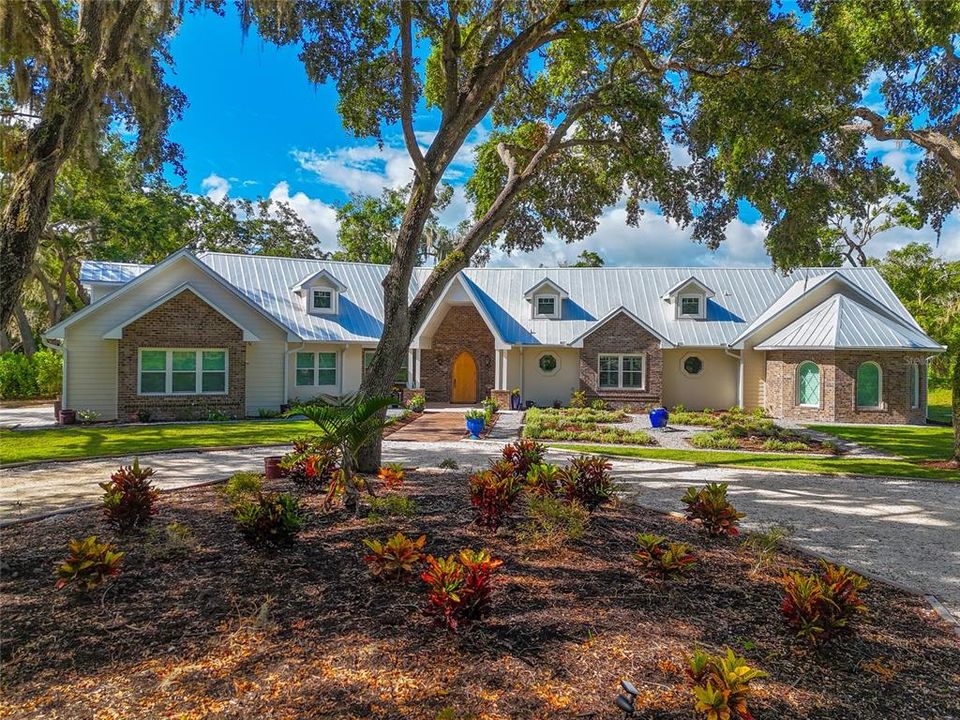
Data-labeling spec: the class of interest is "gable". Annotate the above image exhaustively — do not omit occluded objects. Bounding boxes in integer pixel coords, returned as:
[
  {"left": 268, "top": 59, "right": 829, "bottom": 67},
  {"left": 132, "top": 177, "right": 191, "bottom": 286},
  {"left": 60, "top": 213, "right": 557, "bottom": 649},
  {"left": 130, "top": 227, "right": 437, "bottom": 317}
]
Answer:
[{"left": 569, "top": 308, "right": 674, "bottom": 349}]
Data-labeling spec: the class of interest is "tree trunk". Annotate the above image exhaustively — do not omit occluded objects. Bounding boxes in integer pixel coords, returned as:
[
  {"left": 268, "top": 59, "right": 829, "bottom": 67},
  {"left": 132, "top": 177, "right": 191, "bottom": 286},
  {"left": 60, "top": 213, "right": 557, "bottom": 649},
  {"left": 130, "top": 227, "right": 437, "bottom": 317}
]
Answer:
[
  {"left": 13, "top": 301, "right": 36, "bottom": 356},
  {"left": 953, "top": 351, "right": 959, "bottom": 462}
]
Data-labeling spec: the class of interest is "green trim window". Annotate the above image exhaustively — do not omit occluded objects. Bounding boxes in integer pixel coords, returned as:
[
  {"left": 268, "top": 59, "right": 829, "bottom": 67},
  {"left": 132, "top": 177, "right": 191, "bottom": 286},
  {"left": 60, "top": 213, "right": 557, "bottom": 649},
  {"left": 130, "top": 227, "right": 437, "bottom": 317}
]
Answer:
[
  {"left": 139, "top": 349, "right": 227, "bottom": 395},
  {"left": 856, "top": 361, "right": 882, "bottom": 409},
  {"left": 598, "top": 353, "right": 645, "bottom": 390},
  {"left": 909, "top": 362, "right": 920, "bottom": 409},
  {"left": 796, "top": 361, "right": 820, "bottom": 407},
  {"left": 312, "top": 289, "right": 333, "bottom": 310},
  {"left": 363, "top": 349, "right": 408, "bottom": 384},
  {"left": 295, "top": 351, "right": 338, "bottom": 387}
]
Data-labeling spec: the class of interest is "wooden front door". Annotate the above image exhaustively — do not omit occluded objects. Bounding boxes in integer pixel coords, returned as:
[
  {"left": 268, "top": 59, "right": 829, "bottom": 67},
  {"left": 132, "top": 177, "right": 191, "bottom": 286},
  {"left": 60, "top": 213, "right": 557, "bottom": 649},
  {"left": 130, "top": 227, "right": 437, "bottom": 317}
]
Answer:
[{"left": 451, "top": 351, "right": 478, "bottom": 403}]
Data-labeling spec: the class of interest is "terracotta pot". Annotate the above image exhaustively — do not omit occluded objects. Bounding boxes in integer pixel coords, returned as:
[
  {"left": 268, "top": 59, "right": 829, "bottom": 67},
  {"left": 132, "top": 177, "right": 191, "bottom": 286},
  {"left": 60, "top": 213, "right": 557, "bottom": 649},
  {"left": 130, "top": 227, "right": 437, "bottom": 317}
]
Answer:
[
  {"left": 59, "top": 409, "right": 77, "bottom": 425},
  {"left": 264, "top": 455, "right": 284, "bottom": 480}
]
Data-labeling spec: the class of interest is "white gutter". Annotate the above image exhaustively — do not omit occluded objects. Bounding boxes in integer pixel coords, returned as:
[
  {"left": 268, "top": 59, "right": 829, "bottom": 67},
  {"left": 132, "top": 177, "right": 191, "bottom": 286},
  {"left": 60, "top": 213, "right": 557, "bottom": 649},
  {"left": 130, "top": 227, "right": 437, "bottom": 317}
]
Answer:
[
  {"left": 519, "top": 346, "right": 525, "bottom": 404},
  {"left": 724, "top": 347, "right": 743, "bottom": 409}
]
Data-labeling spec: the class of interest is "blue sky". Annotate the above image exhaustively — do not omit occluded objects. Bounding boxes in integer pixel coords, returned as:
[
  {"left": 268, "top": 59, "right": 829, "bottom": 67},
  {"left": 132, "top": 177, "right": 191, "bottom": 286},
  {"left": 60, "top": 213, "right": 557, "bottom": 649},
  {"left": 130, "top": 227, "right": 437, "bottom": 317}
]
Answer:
[{"left": 165, "top": 6, "right": 958, "bottom": 268}]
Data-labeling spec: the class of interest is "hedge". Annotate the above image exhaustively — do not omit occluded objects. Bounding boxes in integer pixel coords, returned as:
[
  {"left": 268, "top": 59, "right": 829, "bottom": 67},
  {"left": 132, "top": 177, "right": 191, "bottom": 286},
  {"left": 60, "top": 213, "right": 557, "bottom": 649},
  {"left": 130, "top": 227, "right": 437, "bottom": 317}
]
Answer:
[{"left": 0, "top": 350, "right": 62, "bottom": 399}]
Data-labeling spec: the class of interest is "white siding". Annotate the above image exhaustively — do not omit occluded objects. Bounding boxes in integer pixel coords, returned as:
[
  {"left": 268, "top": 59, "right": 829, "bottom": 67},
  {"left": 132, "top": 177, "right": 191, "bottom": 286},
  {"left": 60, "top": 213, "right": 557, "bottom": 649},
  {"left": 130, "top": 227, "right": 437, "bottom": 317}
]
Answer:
[{"left": 63, "top": 331, "right": 118, "bottom": 419}]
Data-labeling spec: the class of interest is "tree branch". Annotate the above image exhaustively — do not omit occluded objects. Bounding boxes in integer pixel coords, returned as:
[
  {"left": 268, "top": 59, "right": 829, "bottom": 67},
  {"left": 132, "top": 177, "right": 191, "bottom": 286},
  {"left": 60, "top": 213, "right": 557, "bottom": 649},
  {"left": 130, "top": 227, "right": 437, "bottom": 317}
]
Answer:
[{"left": 400, "top": 0, "right": 428, "bottom": 181}]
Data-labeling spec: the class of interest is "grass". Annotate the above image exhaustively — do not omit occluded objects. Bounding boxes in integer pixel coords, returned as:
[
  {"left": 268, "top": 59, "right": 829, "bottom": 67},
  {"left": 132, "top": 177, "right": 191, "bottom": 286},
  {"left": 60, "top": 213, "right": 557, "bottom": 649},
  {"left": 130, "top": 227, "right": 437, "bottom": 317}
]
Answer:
[
  {"left": 0, "top": 419, "right": 318, "bottom": 465},
  {"left": 551, "top": 444, "right": 959, "bottom": 481},
  {"left": 806, "top": 423, "right": 954, "bottom": 462},
  {"left": 927, "top": 385, "right": 953, "bottom": 424}
]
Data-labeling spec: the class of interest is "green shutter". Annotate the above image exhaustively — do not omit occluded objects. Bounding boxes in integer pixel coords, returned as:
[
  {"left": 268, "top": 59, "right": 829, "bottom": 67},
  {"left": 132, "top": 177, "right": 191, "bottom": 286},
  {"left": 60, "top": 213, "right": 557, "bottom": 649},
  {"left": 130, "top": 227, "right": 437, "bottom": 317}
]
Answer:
[
  {"left": 797, "top": 362, "right": 820, "bottom": 406},
  {"left": 856, "top": 363, "right": 880, "bottom": 407}
]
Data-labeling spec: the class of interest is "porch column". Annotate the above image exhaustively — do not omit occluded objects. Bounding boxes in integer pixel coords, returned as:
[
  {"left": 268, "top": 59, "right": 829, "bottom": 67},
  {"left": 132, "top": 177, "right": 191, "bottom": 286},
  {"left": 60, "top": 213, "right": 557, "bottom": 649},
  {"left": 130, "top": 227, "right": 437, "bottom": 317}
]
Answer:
[
  {"left": 501, "top": 350, "right": 509, "bottom": 391},
  {"left": 495, "top": 349, "right": 502, "bottom": 390},
  {"left": 414, "top": 348, "right": 422, "bottom": 388},
  {"left": 407, "top": 348, "right": 415, "bottom": 389}
]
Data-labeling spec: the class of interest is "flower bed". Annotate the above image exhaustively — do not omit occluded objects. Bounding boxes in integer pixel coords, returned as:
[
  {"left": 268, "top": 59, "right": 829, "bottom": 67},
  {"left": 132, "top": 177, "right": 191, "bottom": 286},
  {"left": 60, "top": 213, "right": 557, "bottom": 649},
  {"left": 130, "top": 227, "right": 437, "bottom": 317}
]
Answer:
[
  {"left": 0, "top": 464, "right": 955, "bottom": 718},
  {"left": 522, "top": 407, "right": 656, "bottom": 445},
  {"left": 674, "top": 407, "right": 839, "bottom": 455}
]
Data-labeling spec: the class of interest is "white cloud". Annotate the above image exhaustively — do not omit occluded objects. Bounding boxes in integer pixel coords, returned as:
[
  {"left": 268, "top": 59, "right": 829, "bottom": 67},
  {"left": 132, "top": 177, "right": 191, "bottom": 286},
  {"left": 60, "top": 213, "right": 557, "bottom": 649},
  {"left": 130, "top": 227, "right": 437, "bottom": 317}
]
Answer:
[
  {"left": 268, "top": 181, "right": 340, "bottom": 246},
  {"left": 201, "top": 173, "right": 231, "bottom": 202},
  {"left": 291, "top": 145, "right": 416, "bottom": 196}
]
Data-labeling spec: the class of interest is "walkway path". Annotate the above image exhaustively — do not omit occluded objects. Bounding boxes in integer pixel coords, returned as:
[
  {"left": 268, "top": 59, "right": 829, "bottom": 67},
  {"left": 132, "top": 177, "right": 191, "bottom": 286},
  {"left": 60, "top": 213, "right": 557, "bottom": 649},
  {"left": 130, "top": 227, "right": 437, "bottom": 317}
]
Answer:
[
  {"left": 1, "top": 436, "right": 957, "bottom": 621},
  {"left": 388, "top": 411, "right": 469, "bottom": 442}
]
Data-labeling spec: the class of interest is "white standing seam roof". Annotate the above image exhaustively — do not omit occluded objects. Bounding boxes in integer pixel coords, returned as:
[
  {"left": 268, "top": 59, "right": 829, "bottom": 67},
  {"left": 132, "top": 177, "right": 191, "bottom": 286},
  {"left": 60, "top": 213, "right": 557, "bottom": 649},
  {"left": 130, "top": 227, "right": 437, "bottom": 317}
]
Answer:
[
  {"left": 755, "top": 294, "right": 944, "bottom": 351},
  {"left": 81, "top": 261, "right": 153, "bottom": 284},
  {"left": 76, "top": 253, "right": 931, "bottom": 349}
]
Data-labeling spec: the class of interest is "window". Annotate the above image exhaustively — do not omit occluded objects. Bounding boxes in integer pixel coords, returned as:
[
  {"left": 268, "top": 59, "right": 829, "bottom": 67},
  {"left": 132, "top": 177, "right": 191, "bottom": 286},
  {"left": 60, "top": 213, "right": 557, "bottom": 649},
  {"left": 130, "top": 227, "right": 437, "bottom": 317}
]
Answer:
[
  {"left": 538, "top": 353, "right": 558, "bottom": 375},
  {"left": 534, "top": 295, "right": 558, "bottom": 318},
  {"left": 598, "top": 354, "right": 645, "bottom": 390},
  {"left": 909, "top": 362, "right": 920, "bottom": 409},
  {"left": 796, "top": 361, "right": 820, "bottom": 407},
  {"left": 679, "top": 294, "right": 702, "bottom": 318},
  {"left": 139, "top": 349, "right": 227, "bottom": 395},
  {"left": 309, "top": 287, "right": 337, "bottom": 314},
  {"left": 296, "top": 351, "right": 338, "bottom": 387},
  {"left": 363, "top": 349, "right": 408, "bottom": 384},
  {"left": 856, "top": 361, "right": 882, "bottom": 408},
  {"left": 682, "top": 355, "right": 703, "bottom": 376}
]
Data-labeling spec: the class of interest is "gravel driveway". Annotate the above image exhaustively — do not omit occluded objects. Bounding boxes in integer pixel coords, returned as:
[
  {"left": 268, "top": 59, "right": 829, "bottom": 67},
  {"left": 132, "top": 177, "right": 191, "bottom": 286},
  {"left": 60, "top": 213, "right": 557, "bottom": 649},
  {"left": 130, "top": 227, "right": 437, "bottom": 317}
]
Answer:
[{"left": 1, "top": 438, "right": 957, "bottom": 622}]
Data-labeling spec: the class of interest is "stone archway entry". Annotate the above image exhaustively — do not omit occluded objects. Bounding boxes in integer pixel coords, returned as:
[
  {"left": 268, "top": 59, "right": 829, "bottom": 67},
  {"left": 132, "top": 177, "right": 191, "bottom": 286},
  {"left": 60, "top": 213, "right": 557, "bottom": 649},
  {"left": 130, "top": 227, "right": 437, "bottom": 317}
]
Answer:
[{"left": 451, "top": 351, "right": 478, "bottom": 403}]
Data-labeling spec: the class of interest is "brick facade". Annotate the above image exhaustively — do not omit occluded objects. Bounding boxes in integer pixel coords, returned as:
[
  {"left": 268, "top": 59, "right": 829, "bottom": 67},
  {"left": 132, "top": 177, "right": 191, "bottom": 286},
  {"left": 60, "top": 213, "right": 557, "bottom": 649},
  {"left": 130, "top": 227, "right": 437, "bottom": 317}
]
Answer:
[
  {"left": 420, "top": 305, "right": 495, "bottom": 403},
  {"left": 765, "top": 350, "right": 927, "bottom": 424},
  {"left": 578, "top": 311, "right": 663, "bottom": 410},
  {"left": 117, "top": 290, "right": 246, "bottom": 421}
]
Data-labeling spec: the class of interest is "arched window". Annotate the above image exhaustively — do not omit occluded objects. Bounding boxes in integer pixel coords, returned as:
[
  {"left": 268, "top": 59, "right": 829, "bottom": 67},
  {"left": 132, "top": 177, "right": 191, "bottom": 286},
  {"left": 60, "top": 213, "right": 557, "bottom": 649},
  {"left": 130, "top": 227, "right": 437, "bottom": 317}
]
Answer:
[
  {"left": 856, "top": 362, "right": 882, "bottom": 408},
  {"left": 796, "top": 361, "right": 820, "bottom": 407},
  {"left": 909, "top": 362, "right": 920, "bottom": 409}
]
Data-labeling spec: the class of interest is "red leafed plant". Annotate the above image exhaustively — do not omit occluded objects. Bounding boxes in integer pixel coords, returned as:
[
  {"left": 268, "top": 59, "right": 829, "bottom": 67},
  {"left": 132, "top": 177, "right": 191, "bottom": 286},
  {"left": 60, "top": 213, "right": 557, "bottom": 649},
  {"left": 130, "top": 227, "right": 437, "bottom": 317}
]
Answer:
[
  {"left": 560, "top": 455, "right": 614, "bottom": 511},
  {"left": 99, "top": 458, "right": 159, "bottom": 533},
  {"left": 281, "top": 443, "right": 341, "bottom": 491},
  {"left": 362, "top": 532, "right": 426, "bottom": 579},
  {"left": 421, "top": 549, "right": 503, "bottom": 631},
  {"left": 681, "top": 482, "right": 745, "bottom": 536},
  {"left": 635, "top": 532, "right": 697, "bottom": 580},
  {"left": 781, "top": 561, "right": 869, "bottom": 645},
  {"left": 55, "top": 536, "right": 124, "bottom": 592},
  {"left": 469, "top": 468, "right": 521, "bottom": 530},
  {"left": 500, "top": 438, "right": 546, "bottom": 478},
  {"left": 376, "top": 462, "right": 406, "bottom": 490}
]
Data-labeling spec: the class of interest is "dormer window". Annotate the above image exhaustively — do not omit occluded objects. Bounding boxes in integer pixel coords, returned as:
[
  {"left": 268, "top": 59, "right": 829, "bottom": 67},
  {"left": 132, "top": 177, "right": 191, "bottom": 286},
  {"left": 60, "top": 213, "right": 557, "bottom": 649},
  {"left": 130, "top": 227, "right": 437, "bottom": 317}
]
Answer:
[
  {"left": 292, "top": 268, "right": 347, "bottom": 317},
  {"left": 312, "top": 289, "right": 334, "bottom": 312},
  {"left": 535, "top": 295, "right": 558, "bottom": 318},
  {"left": 679, "top": 294, "right": 702, "bottom": 318}
]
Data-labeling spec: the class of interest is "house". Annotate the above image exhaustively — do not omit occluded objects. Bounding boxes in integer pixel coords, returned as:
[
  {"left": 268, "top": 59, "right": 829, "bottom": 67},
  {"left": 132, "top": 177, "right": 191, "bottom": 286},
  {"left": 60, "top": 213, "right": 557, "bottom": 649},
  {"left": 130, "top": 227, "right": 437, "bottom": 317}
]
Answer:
[{"left": 42, "top": 249, "right": 944, "bottom": 424}]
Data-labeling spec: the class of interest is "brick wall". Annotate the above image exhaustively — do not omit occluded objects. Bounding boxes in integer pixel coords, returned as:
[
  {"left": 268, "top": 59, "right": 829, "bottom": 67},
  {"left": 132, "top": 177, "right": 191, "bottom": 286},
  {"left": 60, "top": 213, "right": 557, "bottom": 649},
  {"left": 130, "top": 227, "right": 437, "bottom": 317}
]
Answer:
[
  {"left": 765, "top": 350, "right": 927, "bottom": 424},
  {"left": 420, "top": 305, "right": 495, "bottom": 403},
  {"left": 578, "top": 312, "right": 662, "bottom": 410},
  {"left": 117, "top": 290, "right": 246, "bottom": 420}
]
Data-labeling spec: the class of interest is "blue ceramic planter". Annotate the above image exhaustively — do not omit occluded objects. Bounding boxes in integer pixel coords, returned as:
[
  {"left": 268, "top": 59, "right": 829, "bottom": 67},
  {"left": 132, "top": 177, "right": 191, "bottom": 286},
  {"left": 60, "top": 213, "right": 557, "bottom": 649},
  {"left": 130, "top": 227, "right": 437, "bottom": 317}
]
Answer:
[
  {"left": 649, "top": 407, "right": 669, "bottom": 429},
  {"left": 466, "top": 417, "right": 485, "bottom": 438}
]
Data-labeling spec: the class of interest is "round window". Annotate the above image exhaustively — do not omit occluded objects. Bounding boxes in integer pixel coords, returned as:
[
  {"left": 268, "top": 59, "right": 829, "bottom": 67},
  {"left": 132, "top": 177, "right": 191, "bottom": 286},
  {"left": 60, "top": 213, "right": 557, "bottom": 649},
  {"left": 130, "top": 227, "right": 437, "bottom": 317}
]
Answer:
[
  {"left": 683, "top": 355, "right": 703, "bottom": 376},
  {"left": 538, "top": 354, "right": 558, "bottom": 373}
]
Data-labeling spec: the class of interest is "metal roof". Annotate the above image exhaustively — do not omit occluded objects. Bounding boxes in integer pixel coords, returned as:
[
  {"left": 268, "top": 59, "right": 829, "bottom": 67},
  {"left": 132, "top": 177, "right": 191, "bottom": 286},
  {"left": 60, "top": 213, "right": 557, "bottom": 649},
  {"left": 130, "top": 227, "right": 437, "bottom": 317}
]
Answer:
[
  {"left": 77, "top": 254, "right": 926, "bottom": 348},
  {"left": 80, "top": 261, "right": 153, "bottom": 284},
  {"left": 755, "top": 294, "right": 943, "bottom": 351}
]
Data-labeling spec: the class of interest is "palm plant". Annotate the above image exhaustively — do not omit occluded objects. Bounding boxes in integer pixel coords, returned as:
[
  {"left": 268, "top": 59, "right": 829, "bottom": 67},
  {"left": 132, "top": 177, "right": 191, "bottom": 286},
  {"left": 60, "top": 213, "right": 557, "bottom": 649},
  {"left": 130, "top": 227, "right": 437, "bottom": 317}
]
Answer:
[{"left": 287, "top": 394, "right": 393, "bottom": 511}]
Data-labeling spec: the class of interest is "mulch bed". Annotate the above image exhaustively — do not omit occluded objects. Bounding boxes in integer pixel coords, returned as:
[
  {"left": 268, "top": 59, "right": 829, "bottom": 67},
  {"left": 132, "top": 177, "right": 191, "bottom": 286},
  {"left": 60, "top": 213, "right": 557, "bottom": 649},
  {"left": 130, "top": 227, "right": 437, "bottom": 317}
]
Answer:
[
  {"left": 1, "top": 469, "right": 958, "bottom": 719},
  {"left": 730, "top": 436, "right": 837, "bottom": 455}
]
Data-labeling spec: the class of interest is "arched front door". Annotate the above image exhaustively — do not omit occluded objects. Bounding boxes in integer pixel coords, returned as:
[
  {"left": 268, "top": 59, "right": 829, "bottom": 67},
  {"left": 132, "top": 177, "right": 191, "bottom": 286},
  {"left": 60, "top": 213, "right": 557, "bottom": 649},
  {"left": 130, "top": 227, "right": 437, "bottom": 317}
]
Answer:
[{"left": 451, "top": 351, "right": 478, "bottom": 403}]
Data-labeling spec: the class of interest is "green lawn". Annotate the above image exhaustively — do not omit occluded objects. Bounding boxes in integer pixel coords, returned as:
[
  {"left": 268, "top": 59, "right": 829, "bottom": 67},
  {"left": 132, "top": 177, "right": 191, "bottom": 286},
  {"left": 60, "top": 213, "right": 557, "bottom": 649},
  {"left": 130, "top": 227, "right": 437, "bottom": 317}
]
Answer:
[
  {"left": 551, "top": 444, "right": 959, "bottom": 481},
  {"left": 927, "top": 385, "right": 953, "bottom": 424},
  {"left": 806, "top": 423, "right": 953, "bottom": 461},
  {"left": 0, "top": 419, "right": 317, "bottom": 465}
]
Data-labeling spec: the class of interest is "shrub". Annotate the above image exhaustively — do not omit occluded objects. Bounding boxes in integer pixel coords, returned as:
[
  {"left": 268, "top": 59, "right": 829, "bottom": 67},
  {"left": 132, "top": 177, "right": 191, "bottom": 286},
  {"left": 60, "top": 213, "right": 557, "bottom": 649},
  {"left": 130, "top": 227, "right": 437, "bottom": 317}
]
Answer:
[
  {"left": 77, "top": 409, "right": 101, "bottom": 424},
  {"left": 560, "top": 455, "right": 614, "bottom": 511},
  {"left": 100, "top": 458, "right": 159, "bottom": 533},
  {"left": 223, "top": 471, "right": 263, "bottom": 504},
  {"left": 367, "top": 493, "right": 418, "bottom": 521},
  {"left": 377, "top": 462, "right": 405, "bottom": 490},
  {"left": 282, "top": 444, "right": 341, "bottom": 490},
  {"left": 55, "top": 536, "right": 124, "bottom": 592},
  {"left": 761, "top": 438, "right": 808, "bottom": 452},
  {"left": 517, "top": 494, "right": 588, "bottom": 550},
  {"left": 687, "top": 648, "right": 767, "bottom": 720},
  {"left": 258, "top": 407, "right": 281, "bottom": 418},
  {"left": 421, "top": 549, "right": 502, "bottom": 631},
  {"left": 144, "top": 522, "right": 198, "bottom": 562},
  {"left": 0, "top": 349, "right": 63, "bottom": 399},
  {"left": 33, "top": 349, "right": 63, "bottom": 396},
  {"left": 234, "top": 492, "right": 305, "bottom": 549},
  {"left": 635, "top": 532, "right": 697, "bottom": 580},
  {"left": 569, "top": 389, "right": 587, "bottom": 408},
  {"left": 500, "top": 438, "right": 546, "bottom": 478},
  {"left": 681, "top": 483, "right": 745, "bottom": 537},
  {"left": 781, "top": 561, "right": 868, "bottom": 645},
  {"left": 406, "top": 392, "right": 426, "bottom": 412},
  {"left": 524, "top": 462, "right": 563, "bottom": 497},
  {"left": 482, "top": 396, "right": 499, "bottom": 424},
  {"left": 438, "top": 457, "right": 459, "bottom": 470},
  {"left": 689, "top": 430, "right": 740, "bottom": 449},
  {"left": 468, "top": 469, "right": 521, "bottom": 530},
  {"left": 590, "top": 398, "right": 607, "bottom": 411},
  {"left": 363, "top": 532, "right": 427, "bottom": 579},
  {"left": 741, "top": 526, "right": 788, "bottom": 571}
]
